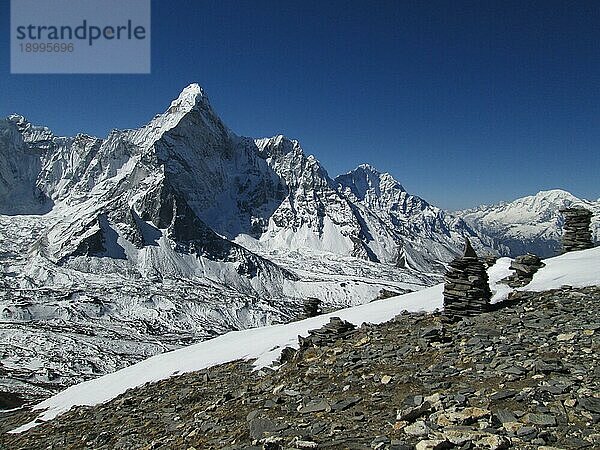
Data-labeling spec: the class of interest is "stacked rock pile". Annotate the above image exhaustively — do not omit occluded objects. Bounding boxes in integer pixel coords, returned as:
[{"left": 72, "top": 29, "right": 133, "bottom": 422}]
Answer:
[
  {"left": 561, "top": 208, "right": 594, "bottom": 252},
  {"left": 504, "top": 254, "right": 545, "bottom": 287},
  {"left": 299, "top": 317, "right": 356, "bottom": 348},
  {"left": 302, "top": 298, "right": 322, "bottom": 319},
  {"left": 443, "top": 238, "right": 492, "bottom": 318}
]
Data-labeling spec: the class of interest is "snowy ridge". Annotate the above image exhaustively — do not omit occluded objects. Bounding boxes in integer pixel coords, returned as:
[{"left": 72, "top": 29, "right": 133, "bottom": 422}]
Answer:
[
  {"left": 11, "top": 246, "right": 600, "bottom": 434},
  {"left": 335, "top": 164, "right": 504, "bottom": 270},
  {"left": 457, "top": 189, "right": 600, "bottom": 257}
]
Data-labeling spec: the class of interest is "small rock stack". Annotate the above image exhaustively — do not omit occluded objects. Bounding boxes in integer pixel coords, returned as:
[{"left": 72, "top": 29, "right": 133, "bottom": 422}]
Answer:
[
  {"left": 481, "top": 254, "right": 499, "bottom": 269},
  {"left": 504, "top": 254, "right": 545, "bottom": 287},
  {"left": 561, "top": 208, "right": 594, "bottom": 252},
  {"left": 443, "top": 238, "right": 492, "bottom": 318},
  {"left": 302, "top": 298, "right": 322, "bottom": 319},
  {"left": 299, "top": 317, "right": 356, "bottom": 348}
]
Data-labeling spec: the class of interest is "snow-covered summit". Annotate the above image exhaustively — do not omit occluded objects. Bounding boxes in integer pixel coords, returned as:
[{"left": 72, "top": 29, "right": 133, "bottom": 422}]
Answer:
[
  {"left": 254, "top": 134, "right": 304, "bottom": 160},
  {"left": 125, "top": 83, "right": 230, "bottom": 151},
  {"left": 457, "top": 189, "right": 600, "bottom": 257},
  {"left": 163, "top": 82, "right": 212, "bottom": 117},
  {"left": 333, "top": 164, "right": 500, "bottom": 271},
  {"left": 335, "top": 164, "right": 406, "bottom": 200},
  {"left": 462, "top": 189, "right": 582, "bottom": 218},
  {"left": 174, "top": 82, "right": 206, "bottom": 104}
]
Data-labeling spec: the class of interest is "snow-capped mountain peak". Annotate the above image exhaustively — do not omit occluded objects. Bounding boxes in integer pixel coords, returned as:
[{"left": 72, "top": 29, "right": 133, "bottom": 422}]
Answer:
[
  {"left": 125, "top": 82, "right": 231, "bottom": 152},
  {"left": 167, "top": 82, "right": 208, "bottom": 112},
  {"left": 254, "top": 134, "right": 302, "bottom": 159},
  {"left": 456, "top": 189, "right": 599, "bottom": 256},
  {"left": 535, "top": 188, "right": 577, "bottom": 198},
  {"left": 335, "top": 164, "right": 406, "bottom": 201},
  {"left": 332, "top": 164, "right": 502, "bottom": 271}
]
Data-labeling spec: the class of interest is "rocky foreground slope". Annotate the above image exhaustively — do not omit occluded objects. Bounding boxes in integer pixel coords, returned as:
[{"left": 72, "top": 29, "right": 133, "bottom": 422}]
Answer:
[{"left": 2, "top": 285, "right": 598, "bottom": 449}]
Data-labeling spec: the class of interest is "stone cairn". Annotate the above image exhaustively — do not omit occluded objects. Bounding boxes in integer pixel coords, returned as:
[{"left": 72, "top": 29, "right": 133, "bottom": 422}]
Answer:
[
  {"left": 504, "top": 253, "right": 545, "bottom": 287},
  {"left": 281, "top": 315, "right": 355, "bottom": 364},
  {"left": 443, "top": 238, "right": 492, "bottom": 318},
  {"left": 302, "top": 297, "right": 322, "bottom": 319},
  {"left": 299, "top": 317, "right": 356, "bottom": 348},
  {"left": 561, "top": 207, "right": 594, "bottom": 252}
]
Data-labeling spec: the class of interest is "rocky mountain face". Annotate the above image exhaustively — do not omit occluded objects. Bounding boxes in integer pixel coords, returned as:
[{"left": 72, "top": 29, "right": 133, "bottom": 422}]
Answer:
[
  {"left": 1, "top": 83, "right": 481, "bottom": 273},
  {"left": 334, "top": 164, "right": 503, "bottom": 271},
  {"left": 0, "top": 85, "right": 441, "bottom": 403},
  {"left": 4, "top": 285, "right": 599, "bottom": 449},
  {"left": 456, "top": 190, "right": 600, "bottom": 257}
]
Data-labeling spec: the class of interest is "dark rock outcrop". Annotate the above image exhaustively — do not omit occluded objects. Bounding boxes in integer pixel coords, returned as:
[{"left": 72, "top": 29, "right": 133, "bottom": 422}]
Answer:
[
  {"left": 481, "top": 254, "right": 498, "bottom": 269},
  {"left": 302, "top": 298, "right": 322, "bottom": 319},
  {"left": 299, "top": 317, "right": 356, "bottom": 348},
  {"left": 463, "top": 237, "right": 477, "bottom": 258}
]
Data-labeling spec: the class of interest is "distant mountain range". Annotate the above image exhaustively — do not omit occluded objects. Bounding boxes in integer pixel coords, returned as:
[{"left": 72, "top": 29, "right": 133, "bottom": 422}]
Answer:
[
  {"left": 457, "top": 189, "right": 599, "bottom": 257},
  {"left": 0, "top": 83, "right": 597, "bottom": 404}
]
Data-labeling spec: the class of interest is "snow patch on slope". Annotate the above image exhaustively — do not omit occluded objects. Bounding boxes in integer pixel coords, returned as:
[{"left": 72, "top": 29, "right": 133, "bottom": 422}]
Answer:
[
  {"left": 523, "top": 246, "right": 600, "bottom": 291},
  {"left": 488, "top": 257, "right": 514, "bottom": 303},
  {"left": 10, "top": 284, "right": 443, "bottom": 434}
]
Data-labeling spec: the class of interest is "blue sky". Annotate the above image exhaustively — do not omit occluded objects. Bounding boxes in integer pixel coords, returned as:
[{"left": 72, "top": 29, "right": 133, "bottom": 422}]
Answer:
[{"left": 1, "top": 0, "right": 599, "bottom": 210}]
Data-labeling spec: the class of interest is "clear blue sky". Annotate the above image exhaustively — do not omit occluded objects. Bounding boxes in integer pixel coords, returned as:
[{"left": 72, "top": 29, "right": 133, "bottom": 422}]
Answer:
[{"left": 1, "top": 0, "right": 599, "bottom": 210}]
